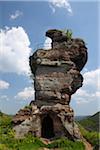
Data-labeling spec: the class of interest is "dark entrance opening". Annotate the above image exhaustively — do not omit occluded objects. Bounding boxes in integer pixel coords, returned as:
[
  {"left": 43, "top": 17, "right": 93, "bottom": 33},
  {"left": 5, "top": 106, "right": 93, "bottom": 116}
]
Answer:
[{"left": 41, "top": 114, "right": 55, "bottom": 139}]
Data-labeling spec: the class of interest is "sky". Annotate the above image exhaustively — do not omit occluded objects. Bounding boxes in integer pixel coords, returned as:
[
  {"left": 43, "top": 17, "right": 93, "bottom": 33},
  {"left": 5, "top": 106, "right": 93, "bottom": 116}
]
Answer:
[{"left": 0, "top": 0, "right": 99, "bottom": 116}]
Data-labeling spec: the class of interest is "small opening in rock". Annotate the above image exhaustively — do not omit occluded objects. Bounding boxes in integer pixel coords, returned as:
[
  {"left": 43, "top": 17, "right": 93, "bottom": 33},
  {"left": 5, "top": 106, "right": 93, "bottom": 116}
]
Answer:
[{"left": 41, "top": 114, "right": 55, "bottom": 139}]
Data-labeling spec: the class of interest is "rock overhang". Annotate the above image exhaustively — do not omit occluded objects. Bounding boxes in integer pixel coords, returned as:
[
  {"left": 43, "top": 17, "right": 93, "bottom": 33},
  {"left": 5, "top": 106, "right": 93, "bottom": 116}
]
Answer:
[{"left": 13, "top": 29, "right": 88, "bottom": 140}]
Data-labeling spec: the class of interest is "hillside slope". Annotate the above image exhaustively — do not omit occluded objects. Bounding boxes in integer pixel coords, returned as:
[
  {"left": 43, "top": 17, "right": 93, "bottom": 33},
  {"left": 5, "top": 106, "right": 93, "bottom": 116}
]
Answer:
[{"left": 78, "top": 112, "right": 99, "bottom": 132}]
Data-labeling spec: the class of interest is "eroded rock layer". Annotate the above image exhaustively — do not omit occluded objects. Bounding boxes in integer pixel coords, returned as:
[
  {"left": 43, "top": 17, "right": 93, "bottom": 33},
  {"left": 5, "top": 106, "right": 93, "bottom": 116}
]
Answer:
[
  {"left": 29, "top": 29, "right": 87, "bottom": 105},
  {"left": 13, "top": 29, "right": 88, "bottom": 140}
]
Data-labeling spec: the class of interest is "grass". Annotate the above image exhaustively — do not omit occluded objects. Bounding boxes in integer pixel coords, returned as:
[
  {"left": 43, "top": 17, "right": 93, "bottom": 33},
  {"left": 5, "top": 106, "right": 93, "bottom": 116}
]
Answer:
[
  {"left": 78, "top": 123, "right": 100, "bottom": 150},
  {"left": 24, "top": 105, "right": 32, "bottom": 110},
  {"left": 0, "top": 113, "right": 85, "bottom": 150},
  {"left": 0, "top": 111, "right": 99, "bottom": 150},
  {"left": 78, "top": 112, "right": 99, "bottom": 132},
  {"left": 47, "top": 138, "right": 85, "bottom": 150},
  {"left": 78, "top": 112, "right": 100, "bottom": 149}
]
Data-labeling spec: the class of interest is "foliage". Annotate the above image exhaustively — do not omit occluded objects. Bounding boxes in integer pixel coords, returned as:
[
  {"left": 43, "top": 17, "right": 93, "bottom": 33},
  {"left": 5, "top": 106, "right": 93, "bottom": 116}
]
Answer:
[
  {"left": 78, "top": 112, "right": 99, "bottom": 132},
  {"left": 47, "top": 138, "right": 85, "bottom": 150},
  {"left": 24, "top": 105, "right": 32, "bottom": 110},
  {"left": 0, "top": 113, "right": 85, "bottom": 150},
  {"left": 0, "top": 111, "right": 3, "bottom": 116},
  {"left": 0, "top": 144, "right": 9, "bottom": 150},
  {"left": 62, "top": 29, "right": 73, "bottom": 40},
  {"left": 0, "top": 112, "right": 99, "bottom": 150},
  {"left": 0, "top": 113, "right": 45, "bottom": 150},
  {"left": 0, "top": 113, "right": 13, "bottom": 137},
  {"left": 78, "top": 123, "right": 100, "bottom": 150}
]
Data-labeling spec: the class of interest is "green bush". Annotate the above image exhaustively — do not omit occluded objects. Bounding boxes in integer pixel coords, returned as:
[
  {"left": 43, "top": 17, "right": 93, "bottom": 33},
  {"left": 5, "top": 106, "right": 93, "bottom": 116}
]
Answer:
[
  {"left": 78, "top": 124, "right": 99, "bottom": 150},
  {"left": 0, "top": 114, "right": 12, "bottom": 128},
  {"left": 0, "top": 111, "right": 3, "bottom": 117},
  {"left": 79, "top": 113, "right": 99, "bottom": 132},
  {"left": 0, "top": 114, "right": 45, "bottom": 149},
  {"left": 62, "top": 29, "right": 73, "bottom": 40},
  {"left": 0, "top": 144, "right": 9, "bottom": 150},
  {"left": 47, "top": 138, "right": 85, "bottom": 150},
  {"left": 2, "top": 113, "right": 99, "bottom": 150},
  {"left": 24, "top": 105, "right": 32, "bottom": 110}
]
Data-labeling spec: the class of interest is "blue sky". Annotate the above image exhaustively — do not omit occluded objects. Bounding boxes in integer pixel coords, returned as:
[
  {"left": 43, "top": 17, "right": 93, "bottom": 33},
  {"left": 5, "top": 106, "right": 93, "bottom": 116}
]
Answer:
[{"left": 0, "top": 0, "right": 99, "bottom": 116}]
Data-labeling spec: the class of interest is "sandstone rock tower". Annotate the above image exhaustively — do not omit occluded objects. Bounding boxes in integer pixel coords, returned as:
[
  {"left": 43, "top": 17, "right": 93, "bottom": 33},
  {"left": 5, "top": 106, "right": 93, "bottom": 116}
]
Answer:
[{"left": 13, "top": 29, "right": 88, "bottom": 140}]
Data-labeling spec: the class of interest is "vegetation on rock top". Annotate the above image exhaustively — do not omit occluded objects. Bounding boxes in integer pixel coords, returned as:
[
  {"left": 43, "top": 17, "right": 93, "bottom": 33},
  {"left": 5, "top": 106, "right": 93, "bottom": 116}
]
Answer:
[{"left": 62, "top": 29, "right": 73, "bottom": 40}]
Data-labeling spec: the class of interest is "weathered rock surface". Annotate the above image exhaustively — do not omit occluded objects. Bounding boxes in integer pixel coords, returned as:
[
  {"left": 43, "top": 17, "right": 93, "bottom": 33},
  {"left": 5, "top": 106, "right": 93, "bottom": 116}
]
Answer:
[
  {"left": 29, "top": 29, "right": 87, "bottom": 105},
  {"left": 13, "top": 103, "right": 82, "bottom": 139},
  {"left": 13, "top": 29, "right": 88, "bottom": 140},
  {"left": 13, "top": 108, "right": 32, "bottom": 125}
]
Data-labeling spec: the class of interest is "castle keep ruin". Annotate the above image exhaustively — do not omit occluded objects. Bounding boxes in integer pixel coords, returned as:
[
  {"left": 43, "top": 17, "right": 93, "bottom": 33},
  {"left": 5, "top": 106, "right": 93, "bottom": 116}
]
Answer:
[{"left": 13, "top": 29, "right": 88, "bottom": 140}]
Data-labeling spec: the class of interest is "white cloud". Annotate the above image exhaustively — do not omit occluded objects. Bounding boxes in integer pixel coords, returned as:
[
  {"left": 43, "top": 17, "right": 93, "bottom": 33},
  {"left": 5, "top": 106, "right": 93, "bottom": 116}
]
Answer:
[
  {"left": 0, "top": 95, "right": 9, "bottom": 101},
  {"left": 0, "top": 80, "right": 10, "bottom": 90},
  {"left": 49, "top": 0, "right": 73, "bottom": 14},
  {"left": 82, "top": 68, "right": 88, "bottom": 73},
  {"left": 44, "top": 37, "right": 52, "bottom": 50},
  {"left": 95, "top": 91, "right": 100, "bottom": 97},
  {"left": 73, "top": 89, "right": 94, "bottom": 104},
  {"left": 0, "top": 27, "right": 32, "bottom": 76},
  {"left": 83, "top": 69, "right": 99, "bottom": 88},
  {"left": 72, "top": 68, "right": 100, "bottom": 105},
  {"left": 10, "top": 10, "right": 23, "bottom": 20},
  {"left": 49, "top": 4, "right": 56, "bottom": 13},
  {"left": 15, "top": 87, "right": 34, "bottom": 100}
]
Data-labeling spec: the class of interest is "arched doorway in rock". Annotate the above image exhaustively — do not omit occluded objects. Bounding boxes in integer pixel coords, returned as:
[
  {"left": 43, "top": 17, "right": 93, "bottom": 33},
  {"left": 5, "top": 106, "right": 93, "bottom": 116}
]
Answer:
[{"left": 41, "top": 114, "right": 55, "bottom": 139}]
